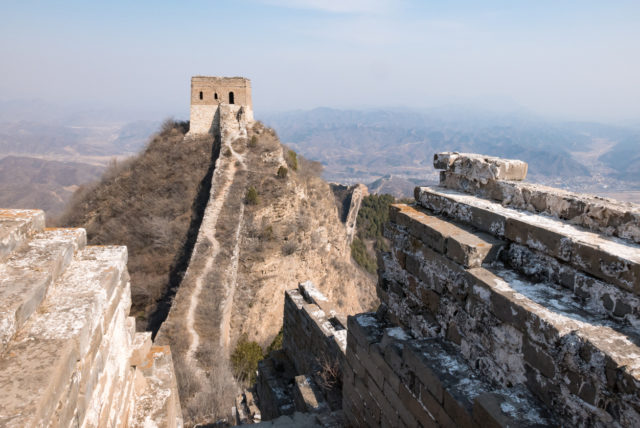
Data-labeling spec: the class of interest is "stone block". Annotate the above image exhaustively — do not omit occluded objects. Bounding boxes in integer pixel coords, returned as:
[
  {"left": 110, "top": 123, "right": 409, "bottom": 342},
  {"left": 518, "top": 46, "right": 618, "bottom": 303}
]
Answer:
[
  {"left": 437, "top": 153, "right": 528, "bottom": 182},
  {"left": 384, "top": 379, "right": 418, "bottom": 428},
  {"left": 292, "top": 375, "right": 328, "bottom": 414},
  {"left": 0, "top": 228, "right": 87, "bottom": 353},
  {"left": 399, "top": 382, "right": 435, "bottom": 426},
  {"left": 0, "top": 337, "right": 79, "bottom": 427},
  {"left": 391, "top": 203, "right": 504, "bottom": 268},
  {"left": 347, "top": 313, "right": 385, "bottom": 350},
  {"left": 473, "top": 390, "right": 554, "bottom": 428},
  {"left": 418, "top": 383, "right": 456, "bottom": 428},
  {"left": 0, "top": 209, "right": 45, "bottom": 260},
  {"left": 522, "top": 337, "right": 555, "bottom": 379},
  {"left": 433, "top": 152, "right": 461, "bottom": 170},
  {"left": 130, "top": 332, "right": 153, "bottom": 367}
]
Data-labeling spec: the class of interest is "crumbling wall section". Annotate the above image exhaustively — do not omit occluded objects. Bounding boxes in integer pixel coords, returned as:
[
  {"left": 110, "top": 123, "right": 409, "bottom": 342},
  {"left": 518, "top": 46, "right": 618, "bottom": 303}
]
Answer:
[
  {"left": 255, "top": 282, "right": 347, "bottom": 423},
  {"left": 0, "top": 209, "right": 183, "bottom": 427},
  {"left": 282, "top": 281, "right": 347, "bottom": 376},
  {"left": 342, "top": 153, "right": 640, "bottom": 427}
]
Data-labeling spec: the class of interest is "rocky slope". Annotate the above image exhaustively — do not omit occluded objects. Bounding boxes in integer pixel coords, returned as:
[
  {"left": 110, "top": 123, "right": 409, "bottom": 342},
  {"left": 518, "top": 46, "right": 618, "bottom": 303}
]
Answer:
[
  {"left": 154, "top": 110, "right": 376, "bottom": 425},
  {"left": 59, "top": 113, "right": 377, "bottom": 426}
]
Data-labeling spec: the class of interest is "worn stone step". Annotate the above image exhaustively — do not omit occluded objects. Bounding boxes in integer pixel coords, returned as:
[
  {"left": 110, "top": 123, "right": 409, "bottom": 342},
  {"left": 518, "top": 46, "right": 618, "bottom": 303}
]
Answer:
[
  {"left": 415, "top": 186, "right": 640, "bottom": 295},
  {"left": 0, "top": 209, "right": 46, "bottom": 260},
  {"left": 0, "top": 227, "right": 86, "bottom": 353},
  {"left": 0, "top": 245, "right": 128, "bottom": 428},
  {"left": 439, "top": 169, "right": 640, "bottom": 245},
  {"left": 404, "top": 337, "right": 554, "bottom": 428},
  {"left": 390, "top": 203, "right": 504, "bottom": 268}
]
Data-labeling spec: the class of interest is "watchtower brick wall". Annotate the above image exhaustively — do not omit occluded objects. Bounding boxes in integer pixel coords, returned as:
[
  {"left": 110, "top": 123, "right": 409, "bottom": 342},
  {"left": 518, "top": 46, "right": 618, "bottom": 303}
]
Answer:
[{"left": 189, "top": 76, "right": 254, "bottom": 135}]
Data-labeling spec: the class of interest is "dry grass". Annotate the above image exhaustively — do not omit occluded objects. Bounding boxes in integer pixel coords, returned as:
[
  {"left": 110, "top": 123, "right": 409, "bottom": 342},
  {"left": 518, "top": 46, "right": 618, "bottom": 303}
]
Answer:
[
  {"left": 57, "top": 119, "right": 216, "bottom": 329},
  {"left": 173, "top": 341, "right": 238, "bottom": 426}
]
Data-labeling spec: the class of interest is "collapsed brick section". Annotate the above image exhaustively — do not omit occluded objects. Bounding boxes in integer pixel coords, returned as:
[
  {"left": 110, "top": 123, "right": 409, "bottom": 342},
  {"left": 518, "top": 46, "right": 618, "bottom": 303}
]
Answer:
[
  {"left": 254, "top": 282, "right": 346, "bottom": 426},
  {"left": 340, "top": 153, "right": 640, "bottom": 427}
]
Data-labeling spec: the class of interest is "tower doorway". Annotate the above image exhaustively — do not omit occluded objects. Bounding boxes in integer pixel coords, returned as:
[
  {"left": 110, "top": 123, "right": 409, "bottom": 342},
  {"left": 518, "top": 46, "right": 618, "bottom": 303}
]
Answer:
[{"left": 229, "top": 92, "right": 235, "bottom": 104}]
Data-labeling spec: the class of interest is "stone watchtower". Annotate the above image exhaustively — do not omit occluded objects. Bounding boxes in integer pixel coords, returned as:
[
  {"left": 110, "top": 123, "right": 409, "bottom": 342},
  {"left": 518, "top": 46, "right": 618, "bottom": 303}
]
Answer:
[{"left": 188, "top": 76, "right": 254, "bottom": 135}]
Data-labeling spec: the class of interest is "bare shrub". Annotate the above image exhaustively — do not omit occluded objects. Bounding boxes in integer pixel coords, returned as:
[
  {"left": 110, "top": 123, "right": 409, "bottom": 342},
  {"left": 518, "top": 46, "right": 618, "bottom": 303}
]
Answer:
[
  {"left": 179, "top": 342, "right": 239, "bottom": 426},
  {"left": 282, "top": 241, "right": 298, "bottom": 256},
  {"left": 316, "top": 354, "right": 342, "bottom": 392},
  {"left": 245, "top": 186, "right": 259, "bottom": 205},
  {"left": 248, "top": 135, "right": 258, "bottom": 148},
  {"left": 277, "top": 166, "right": 288, "bottom": 179}
]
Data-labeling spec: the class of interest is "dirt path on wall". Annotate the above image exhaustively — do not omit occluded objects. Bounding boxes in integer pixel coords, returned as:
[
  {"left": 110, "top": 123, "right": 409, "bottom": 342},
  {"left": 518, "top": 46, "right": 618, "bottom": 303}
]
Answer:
[
  {"left": 184, "top": 131, "right": 244, "bottom": 372},
  {"left": 219, "top": 144, "right": 246, "bottom": 350}
]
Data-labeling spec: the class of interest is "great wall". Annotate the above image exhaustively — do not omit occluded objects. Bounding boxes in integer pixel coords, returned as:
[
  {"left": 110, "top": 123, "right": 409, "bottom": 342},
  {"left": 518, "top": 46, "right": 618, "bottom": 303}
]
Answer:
[
  {"left": 0, "top": 210, "right": 182, "bottom": 427},
  {"left": 1, "top": 76, "right": 639, "bottom": 427}
]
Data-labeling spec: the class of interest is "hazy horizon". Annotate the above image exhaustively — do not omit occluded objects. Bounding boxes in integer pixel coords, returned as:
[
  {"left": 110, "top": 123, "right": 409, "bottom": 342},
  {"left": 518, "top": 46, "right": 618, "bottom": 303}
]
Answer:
[{"left": 2, "top": 1, "right": 639, "bottom": 124}]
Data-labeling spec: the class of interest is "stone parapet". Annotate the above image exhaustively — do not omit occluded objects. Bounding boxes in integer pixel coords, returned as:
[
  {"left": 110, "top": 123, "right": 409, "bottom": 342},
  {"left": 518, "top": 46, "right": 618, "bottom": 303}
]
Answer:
[
  {"left": 282, "top": 282, "right": 347, "bottom": 376},
  {"left": 0, "top": 209, "right": 183, "bottom": 427},
  {"left": 345, "top": 152, "right": 640, "bottom": 426},
  {"left": 415, "top": 186, "right": 640, "bottom": 295},
  {"left": 342, "top": 314, "right": 553, "bottom": 427},
  {"left": 256, "top": 282, "right": 346, "bottom": 422},
  {"left": 436, "top": 153, "right": 640, "bottom": 245}
]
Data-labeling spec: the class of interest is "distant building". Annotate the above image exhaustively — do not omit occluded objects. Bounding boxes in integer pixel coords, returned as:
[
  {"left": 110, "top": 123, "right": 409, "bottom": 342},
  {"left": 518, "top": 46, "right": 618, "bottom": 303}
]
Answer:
[{"left": 188, "top": 76, "right": 253, "bottom": 135}]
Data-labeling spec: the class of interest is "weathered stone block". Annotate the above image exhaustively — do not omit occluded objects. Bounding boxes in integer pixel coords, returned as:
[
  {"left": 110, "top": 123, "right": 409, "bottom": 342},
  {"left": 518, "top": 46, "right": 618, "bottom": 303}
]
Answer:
[
  {"left": 292, "top": 375, "right": 328, "bottom": 414},
  {"left": 434, "top": 153, "right": 528, "bottom": 182},
  {"left": 522, "top": 337, "right": 555, "bottom": 379},
  {"left": 0, "top": 209, "right": 45, "bottom": 261},
  {"left": 0, "top": 228, "right": 87, "bottom": 353},
  {"left": 419, "top": 383, "right": 456, "bottom": 428},
  {"left": 473, "top": 390, "right": 553, "bottom": 428},
  {"left": 347, "top": 313, "right": 385, "bottom": 351},
  {"left": 433, "top": 152, "right": 461, "bottom": 170},
  {"left": 130, "top": 332, "right": 152, "bottom": 367}
]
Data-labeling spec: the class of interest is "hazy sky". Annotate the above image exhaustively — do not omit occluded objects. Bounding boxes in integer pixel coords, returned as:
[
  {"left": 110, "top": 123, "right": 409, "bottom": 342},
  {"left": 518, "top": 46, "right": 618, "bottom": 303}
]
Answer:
[{"left": 1, "top": 1, "right": 639, "bottom": 122}]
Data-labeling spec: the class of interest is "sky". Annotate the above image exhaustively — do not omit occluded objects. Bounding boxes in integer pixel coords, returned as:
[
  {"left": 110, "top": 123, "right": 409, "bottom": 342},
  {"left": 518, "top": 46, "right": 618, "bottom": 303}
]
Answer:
[{"left": 1, "top": 0, "right": 639, "bottom": 122}]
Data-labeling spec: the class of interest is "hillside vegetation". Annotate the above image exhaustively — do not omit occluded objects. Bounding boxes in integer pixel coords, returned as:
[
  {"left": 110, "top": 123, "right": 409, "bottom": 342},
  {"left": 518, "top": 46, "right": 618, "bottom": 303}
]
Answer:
[
  {"left": 350, "top": 194, "right": 396, "bottom": 273},
  {"left": 57, "top": 119, "right": 213, "bottom": 329},
  {"left": 60, "top": 118, "right": 377, "bottom": 425}
]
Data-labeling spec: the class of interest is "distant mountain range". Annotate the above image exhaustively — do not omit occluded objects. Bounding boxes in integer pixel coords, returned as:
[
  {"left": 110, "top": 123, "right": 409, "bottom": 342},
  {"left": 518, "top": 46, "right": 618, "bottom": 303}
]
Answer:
[
  {"left": 263, "top": 107, "right": 640, "bottom": 193},
  {"left": 0, "top": 120, "right": 158, "bottom": 157},
  {"left": 0, "top": 156, "right": 104, "bottom": 219}
]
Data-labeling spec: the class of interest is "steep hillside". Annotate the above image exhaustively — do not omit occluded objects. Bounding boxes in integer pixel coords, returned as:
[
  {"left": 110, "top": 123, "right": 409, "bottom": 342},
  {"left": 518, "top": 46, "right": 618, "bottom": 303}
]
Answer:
[
  {"left": 58, "top": 115, "right": 377, "bottom": 425},
  {"left": 57, "top": 119, "right": 214, "bottom": 329},
  {"left": 154, "top": 115, "right": 376, "bottom": 425}
]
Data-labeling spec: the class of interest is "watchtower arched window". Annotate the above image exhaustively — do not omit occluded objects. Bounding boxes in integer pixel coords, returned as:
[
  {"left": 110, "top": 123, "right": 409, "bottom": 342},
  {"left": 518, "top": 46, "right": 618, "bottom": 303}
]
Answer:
[
  {"left": 229, "top": 92, "right": 235, "bottom": 104},
  {"left": 214, "top": 93, "right": 218, "bottom": 100},
  {"left": 199, "top": 91, "right": 203, "bottom": 100}
]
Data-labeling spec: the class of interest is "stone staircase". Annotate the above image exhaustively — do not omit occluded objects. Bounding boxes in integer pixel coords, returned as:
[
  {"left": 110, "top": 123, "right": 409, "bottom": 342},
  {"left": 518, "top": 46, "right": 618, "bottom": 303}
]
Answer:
[
  {"left": 354, "top": 153, "right": 640, "bottom": 426},
  {"left": 0, "top": 209, "right": 182, "bottom": 427}
]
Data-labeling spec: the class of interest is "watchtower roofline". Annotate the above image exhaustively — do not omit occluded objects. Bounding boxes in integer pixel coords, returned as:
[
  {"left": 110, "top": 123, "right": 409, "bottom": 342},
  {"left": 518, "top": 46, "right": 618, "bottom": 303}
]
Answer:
[{"left": 190, "top": 76, "right": 252, "bottom": 107}]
